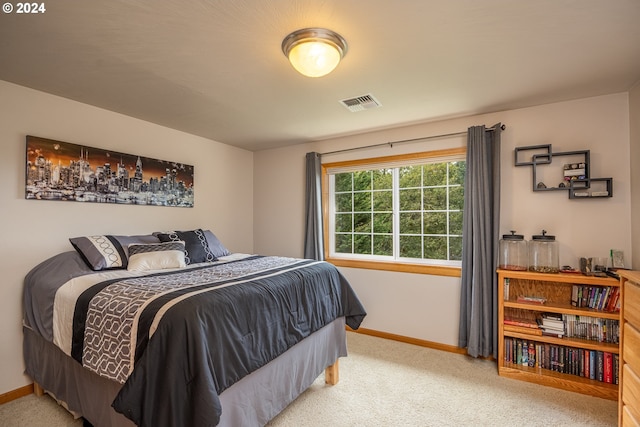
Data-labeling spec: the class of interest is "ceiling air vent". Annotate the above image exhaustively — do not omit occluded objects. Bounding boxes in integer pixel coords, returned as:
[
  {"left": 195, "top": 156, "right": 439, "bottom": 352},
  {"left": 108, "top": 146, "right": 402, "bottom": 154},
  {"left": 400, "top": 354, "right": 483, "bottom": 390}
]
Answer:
[{"left": 339, "top": 93, "right": 381, "bottom": 112}]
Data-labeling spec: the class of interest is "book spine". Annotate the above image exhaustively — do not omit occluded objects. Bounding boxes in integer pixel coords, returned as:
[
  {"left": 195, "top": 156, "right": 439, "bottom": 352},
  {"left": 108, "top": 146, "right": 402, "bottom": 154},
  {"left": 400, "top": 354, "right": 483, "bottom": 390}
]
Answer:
[
  {"left": 544, "top": 343, "right": 550, "bottom": 370},
  {"left": 604, "top": 352, "right": 613, "bottom": 383},
  {"left": 584, "top": 349, "right": 590, "bottom": 379},
  {"left": 516, "top": 341, "right": 522, "bottom": 365},
  {"left": 597, "top": 351, "right": 604, "bottom": 382}
]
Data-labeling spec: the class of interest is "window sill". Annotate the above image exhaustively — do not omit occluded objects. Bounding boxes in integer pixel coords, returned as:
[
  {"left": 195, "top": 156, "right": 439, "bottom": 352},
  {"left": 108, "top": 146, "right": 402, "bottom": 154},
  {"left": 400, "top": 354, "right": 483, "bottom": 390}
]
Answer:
[{"left": 326, "top": 257, "right": 461, "bottom": 277}]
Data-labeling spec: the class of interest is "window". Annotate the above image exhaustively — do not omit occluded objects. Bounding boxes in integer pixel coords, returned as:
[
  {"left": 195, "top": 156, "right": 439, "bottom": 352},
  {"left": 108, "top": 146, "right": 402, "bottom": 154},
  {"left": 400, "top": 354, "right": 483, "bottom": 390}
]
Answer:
[{"left": 323, "top": 148, "right": 465, "bottom": 276}]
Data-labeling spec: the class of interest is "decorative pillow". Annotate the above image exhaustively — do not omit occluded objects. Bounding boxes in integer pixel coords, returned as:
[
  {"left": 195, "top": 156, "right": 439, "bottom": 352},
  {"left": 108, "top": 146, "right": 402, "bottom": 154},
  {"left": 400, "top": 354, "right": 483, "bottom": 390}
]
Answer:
[
  {"left": 156, "top": 229, "right": 217, "bottom": 264},
  {"left": 69, "top": 234, "right": 160, "bottom": 270},
  {"left": 127, "top": 241, "right": 186, "bottom": 271},
  {"left": 153, "top": 229, "right": 231, "bottom": 258},
  {"left": 203, "top": 230, "right": 231, "bottom": 257}
]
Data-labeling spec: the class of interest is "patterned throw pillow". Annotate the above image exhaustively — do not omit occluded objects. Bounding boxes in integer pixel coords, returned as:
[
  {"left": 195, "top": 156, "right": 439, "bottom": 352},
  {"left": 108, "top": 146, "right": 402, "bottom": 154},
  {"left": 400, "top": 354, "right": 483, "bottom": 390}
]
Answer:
[
  {"left": 127, "top": 241, "right": 186, "bottom": 271},
  {"left": 156, "top": 229, "right": 217, "bottom": 264},
  {"left": 69, "top": 234, "right": 160, "bottom": 270}
]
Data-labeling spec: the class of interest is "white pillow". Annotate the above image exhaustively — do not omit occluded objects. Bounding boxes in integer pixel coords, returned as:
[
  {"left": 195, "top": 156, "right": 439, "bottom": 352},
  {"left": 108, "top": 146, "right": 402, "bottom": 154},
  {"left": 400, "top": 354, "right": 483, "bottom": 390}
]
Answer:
[{"left": 127, "top": 241, "right": 186, "bottom": 271}]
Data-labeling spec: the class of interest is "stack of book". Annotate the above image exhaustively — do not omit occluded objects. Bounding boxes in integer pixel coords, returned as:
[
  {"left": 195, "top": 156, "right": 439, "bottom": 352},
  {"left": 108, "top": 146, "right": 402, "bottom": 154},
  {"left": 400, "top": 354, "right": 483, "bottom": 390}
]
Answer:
[{"left": 538, "top": 313, "right": 564, "bottom": 337}]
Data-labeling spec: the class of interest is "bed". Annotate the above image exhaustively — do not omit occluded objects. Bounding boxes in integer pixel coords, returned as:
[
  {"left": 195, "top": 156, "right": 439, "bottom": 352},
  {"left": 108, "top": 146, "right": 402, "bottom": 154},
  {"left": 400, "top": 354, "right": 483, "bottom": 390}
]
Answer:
[{"left": 22, "top": 229, "right": 366, "bottom": 427}]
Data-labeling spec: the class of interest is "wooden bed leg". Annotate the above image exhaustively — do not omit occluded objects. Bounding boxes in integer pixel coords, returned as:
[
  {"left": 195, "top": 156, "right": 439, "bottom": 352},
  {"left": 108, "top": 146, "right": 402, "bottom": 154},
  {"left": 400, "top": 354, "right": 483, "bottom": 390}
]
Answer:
[
  {"left": 325, "top": 360, "right": 339, "bottom": 385},
  {"left": 33, "top": 382, "right": 44, "bottom": 397}
]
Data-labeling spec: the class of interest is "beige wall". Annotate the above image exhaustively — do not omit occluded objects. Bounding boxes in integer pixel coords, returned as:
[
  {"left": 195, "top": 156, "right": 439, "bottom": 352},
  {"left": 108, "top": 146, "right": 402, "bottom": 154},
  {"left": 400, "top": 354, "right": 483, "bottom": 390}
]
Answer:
[
  {"left": 254, "top": 92, "right": 633, "bottom": 347},
  {"left": 629, "top": 81, "right": 640, "bottom": 269},
  {"left": 0, "top": 81, "right": 254, "bottom": 395},
  {"left": 1, "top": 82, "right": 634, "bottom": 396}
]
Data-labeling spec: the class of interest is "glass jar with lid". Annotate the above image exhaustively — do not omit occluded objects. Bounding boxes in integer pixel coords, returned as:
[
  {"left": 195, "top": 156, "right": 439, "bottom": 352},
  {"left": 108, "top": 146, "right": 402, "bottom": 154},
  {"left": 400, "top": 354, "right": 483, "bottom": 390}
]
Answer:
[
  {"left": 499, "top": 231, "right": 528, "bottom": 271},
  {"left": 528, "top": 230, "right": 559, "bottom": 273}
]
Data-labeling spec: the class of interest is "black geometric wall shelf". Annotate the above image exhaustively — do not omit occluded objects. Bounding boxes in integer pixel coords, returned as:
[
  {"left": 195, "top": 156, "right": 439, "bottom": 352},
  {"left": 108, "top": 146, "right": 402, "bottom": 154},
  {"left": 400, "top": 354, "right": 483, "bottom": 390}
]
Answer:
[
  {"left": 568, "top": 178, "right": 613, "bottom": 199},
  {"left": 514, "top": 144, "right": 612, "bottom": 199},
  {"left": 514, "top": 144, "right": 552, "bottom": 166}
]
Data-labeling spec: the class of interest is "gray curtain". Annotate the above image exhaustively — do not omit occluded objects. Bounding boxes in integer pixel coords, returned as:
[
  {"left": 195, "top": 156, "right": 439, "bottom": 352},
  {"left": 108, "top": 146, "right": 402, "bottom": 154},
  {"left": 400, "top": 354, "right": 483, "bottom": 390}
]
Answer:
[
  {"left": 304, "top": 152, "right": 324, "bottom": 260},
  {"left": 458, "top": 124, "right": 502, "bottom": 358}
]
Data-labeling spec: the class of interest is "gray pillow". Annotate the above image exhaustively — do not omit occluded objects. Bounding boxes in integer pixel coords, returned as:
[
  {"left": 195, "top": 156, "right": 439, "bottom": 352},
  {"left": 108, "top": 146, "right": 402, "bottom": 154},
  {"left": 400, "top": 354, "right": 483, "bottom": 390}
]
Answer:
[
  {"left": 153, "top": 229, "right": 231, "bottom": 258},
  {"left": 69, "top": 234, "right": 161, "bottom": 270},
  {"left": 203, "top": 230, "right": 231, "bottom": 257},
  {"left": 156, "top": 229, "right": 217, "bottom": 264}
]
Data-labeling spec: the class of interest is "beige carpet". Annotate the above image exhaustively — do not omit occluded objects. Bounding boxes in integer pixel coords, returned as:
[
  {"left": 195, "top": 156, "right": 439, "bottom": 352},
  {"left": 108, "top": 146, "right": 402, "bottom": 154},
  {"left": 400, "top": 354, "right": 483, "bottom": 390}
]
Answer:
[{"left": 0, "top": 332, "right": 617, "bottom": 426}]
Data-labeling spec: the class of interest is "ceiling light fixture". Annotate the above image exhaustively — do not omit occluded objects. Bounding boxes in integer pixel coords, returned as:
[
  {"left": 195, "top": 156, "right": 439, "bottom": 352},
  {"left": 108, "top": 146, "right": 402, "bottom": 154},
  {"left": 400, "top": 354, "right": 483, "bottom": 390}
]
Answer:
[{"left": 281, "top": 28, "right": 348, "bottom": 78}]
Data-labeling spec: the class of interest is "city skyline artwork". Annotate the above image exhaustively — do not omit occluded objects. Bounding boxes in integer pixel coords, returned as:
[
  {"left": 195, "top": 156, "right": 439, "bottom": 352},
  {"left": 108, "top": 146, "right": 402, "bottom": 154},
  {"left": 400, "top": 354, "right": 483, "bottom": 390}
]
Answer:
[{"left": 25, "top": 135, "right": 194, "bottom": 207}]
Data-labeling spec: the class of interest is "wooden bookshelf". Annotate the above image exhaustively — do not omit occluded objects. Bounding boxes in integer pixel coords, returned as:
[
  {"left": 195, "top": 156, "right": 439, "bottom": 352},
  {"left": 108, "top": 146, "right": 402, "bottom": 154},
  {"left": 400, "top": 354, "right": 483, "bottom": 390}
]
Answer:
[{"left": 497, "top": 269, "right": 620, "bottom": 401}]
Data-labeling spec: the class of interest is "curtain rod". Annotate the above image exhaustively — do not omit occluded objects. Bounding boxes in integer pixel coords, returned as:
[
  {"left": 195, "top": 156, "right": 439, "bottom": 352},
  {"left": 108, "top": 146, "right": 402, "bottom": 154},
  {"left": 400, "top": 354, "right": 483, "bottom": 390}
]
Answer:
[{"left": 320, "top": 123, "right": 506, "bottom": 156}]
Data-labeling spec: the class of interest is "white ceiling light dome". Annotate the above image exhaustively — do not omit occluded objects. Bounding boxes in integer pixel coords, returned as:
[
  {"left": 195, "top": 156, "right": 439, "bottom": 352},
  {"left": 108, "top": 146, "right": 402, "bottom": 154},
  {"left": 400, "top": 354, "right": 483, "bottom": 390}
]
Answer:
[{"left": 281, "top": 28, "right": 348, "bottom": 78}]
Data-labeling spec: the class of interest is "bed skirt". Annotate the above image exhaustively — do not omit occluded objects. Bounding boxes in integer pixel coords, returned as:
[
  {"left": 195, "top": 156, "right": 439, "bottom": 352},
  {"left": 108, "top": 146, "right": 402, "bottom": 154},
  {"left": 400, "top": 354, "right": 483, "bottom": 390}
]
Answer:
[{"left": 23, "top": 317, "right": 347, "bottom": 427}]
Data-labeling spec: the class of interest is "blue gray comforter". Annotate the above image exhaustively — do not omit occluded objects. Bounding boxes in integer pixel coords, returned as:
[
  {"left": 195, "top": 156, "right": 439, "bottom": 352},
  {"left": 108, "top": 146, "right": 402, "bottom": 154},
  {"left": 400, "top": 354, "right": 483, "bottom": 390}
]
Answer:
[{"left": 24, "top": 252, "right": 366, "bottom": 427}]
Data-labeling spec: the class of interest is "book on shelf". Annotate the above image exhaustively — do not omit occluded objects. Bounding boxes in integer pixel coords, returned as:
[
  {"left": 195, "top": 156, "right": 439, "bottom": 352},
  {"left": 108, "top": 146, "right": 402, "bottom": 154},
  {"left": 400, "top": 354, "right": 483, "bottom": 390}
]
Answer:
[
  {"left": 604, "top": 352, "right": 613, "bottom": 384},
  {"left": 541, "top": 312, "right": 562, "bottom": 322},
  {"left": 541, "top": 328, "right": 564, "bottom": 338},
  {"left": 541, "top": 318, "right": 564, "bottom": 328},
  {"left": 585, "top": 350, "right": 591, "bottom": 380},
  {"left": 516, "top": 295, "right": 547, "bottom": 305},
  {"left": 606, "top": 288, "right": 620, "bottom": 312},
  {"left": 571, "top": 285, "right": 580, "bottom": 307},
  {"left": 528, "top": 342, "right": 536, "bottom": 367},
  {"left": 597, "top": 351, "right": 604, "bottom": 382}
]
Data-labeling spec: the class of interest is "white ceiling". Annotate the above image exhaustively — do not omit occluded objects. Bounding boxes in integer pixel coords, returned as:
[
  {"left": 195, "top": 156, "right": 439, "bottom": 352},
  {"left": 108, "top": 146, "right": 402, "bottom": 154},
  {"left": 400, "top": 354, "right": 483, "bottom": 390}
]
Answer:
[{"left": 1, "top": 0, "right": 639, "bottom": 151}]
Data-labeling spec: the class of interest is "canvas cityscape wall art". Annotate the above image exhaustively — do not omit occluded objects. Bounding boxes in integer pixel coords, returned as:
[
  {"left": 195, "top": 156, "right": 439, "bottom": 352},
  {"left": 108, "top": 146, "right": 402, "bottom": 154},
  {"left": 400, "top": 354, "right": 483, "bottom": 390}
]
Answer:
[{"left": 25, "top": 135, "right": 194, "bottom": 207}]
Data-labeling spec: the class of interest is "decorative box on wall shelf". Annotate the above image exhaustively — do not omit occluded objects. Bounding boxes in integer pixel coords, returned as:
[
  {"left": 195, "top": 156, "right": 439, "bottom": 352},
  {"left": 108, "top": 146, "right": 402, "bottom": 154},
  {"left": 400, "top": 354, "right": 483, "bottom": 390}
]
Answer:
[{"left": 497, "top": 269, "right": 621, "bottom": 400}]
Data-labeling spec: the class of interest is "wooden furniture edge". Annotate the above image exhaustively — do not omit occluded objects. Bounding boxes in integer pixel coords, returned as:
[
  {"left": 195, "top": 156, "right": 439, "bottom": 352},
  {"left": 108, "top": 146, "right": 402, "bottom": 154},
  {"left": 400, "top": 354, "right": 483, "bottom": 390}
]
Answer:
[
  {"left": 499, "top": 366, "right": 618, "bottom": 400},
  {"left": 325, "top": 360, "right": 339, "bottom": 385},
  {"left": 496, "top": 268, "right": 619, "bottom": 285},
  {"left": 33, "top": 382, "right": 44, "bottom": 396},
  {"left": 617, "top": 271, "right": 640, "bottom": 427}
]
